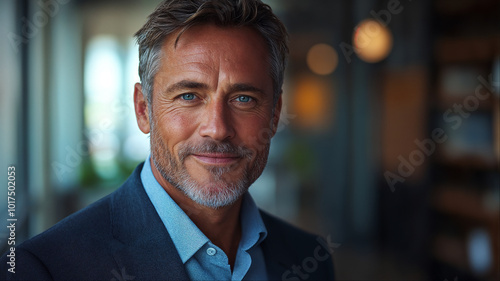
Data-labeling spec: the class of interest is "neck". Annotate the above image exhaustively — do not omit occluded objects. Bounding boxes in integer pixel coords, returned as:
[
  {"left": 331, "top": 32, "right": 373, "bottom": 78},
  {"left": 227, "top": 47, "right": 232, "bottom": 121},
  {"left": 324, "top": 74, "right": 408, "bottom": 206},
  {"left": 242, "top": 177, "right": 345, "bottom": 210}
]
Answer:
[
  {"left": 151, "top": 161, "right": 243, "bottom": 269},
  {"left": 187, "top": 199, "right": 243, "bottom": 271}
]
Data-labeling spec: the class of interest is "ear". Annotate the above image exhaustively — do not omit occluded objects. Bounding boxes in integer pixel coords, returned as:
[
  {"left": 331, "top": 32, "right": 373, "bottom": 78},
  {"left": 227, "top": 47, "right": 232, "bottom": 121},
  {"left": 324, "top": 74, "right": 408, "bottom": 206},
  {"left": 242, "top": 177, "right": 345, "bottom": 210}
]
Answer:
[
  {"left": 134, "top": 83, "right": 151, "bottom": 134},
  {"left": 271, "top": 93, "right": 283, "bottom": 137}
]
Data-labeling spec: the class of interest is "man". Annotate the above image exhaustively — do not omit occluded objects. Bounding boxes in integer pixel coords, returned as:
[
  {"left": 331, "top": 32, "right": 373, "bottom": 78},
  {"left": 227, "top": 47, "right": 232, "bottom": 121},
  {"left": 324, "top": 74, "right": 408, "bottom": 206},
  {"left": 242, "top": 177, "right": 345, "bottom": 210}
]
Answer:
[{"left": 1, "top": 0, "right": 335, "bottom": 280}]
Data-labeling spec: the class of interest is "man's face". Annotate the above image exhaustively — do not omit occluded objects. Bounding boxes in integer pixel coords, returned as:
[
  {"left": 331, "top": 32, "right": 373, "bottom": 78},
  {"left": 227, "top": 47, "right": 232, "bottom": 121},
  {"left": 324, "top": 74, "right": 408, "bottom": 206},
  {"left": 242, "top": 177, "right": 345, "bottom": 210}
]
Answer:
[{"left": 138, "top": 24, "right": 281, "bottom": 208}]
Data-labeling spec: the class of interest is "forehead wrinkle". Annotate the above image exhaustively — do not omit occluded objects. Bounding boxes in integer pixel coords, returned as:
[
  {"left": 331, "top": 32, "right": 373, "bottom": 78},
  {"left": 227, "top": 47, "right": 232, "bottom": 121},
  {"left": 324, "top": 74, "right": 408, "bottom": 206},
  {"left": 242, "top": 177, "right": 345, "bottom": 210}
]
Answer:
[
  {"left": 156, "top": 52, "right": 220, "bottom": 95},
  {"left": 159, "top": 25, "right": 272, "bottom": 100},
  {"left": 181, "top": 46, "right": 220, "bottom": 76}
]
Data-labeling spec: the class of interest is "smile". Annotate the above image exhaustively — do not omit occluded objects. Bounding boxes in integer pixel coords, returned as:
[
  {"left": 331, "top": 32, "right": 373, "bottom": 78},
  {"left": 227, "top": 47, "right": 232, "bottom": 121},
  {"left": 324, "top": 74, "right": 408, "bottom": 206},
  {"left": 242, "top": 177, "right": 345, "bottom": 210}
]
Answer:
[{"left": 191, "top": 153, "right": 241, "bottom": 166}]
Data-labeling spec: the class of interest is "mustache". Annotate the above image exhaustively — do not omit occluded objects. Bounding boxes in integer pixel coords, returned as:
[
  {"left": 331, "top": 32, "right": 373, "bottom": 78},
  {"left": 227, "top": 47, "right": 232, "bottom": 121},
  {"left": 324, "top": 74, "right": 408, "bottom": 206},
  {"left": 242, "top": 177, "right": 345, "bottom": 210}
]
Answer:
[{"left": 177, "top": 140, "right": 253, "bottom": 162}]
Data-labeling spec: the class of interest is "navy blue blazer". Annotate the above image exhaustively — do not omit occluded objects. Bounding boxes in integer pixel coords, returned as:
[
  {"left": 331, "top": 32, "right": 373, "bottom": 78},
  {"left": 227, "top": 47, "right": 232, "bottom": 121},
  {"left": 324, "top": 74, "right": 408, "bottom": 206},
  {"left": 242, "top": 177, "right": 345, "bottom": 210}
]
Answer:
[{"left": 0, "top": 163, "right": 335, "bottom": 280}]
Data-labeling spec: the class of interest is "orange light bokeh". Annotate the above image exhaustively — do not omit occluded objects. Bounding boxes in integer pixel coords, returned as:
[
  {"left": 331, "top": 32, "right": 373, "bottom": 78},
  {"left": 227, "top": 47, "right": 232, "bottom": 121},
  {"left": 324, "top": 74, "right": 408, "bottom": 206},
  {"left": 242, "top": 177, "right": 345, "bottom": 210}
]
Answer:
[{"left": 353, "top": 19, "right": 393, "bottom": 63}]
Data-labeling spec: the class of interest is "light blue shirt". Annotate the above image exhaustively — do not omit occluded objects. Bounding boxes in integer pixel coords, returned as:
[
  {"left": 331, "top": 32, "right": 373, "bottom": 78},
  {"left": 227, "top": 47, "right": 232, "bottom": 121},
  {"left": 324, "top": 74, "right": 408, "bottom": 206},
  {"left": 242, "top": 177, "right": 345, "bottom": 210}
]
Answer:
[{"left": 140, "top": 156, "right": 268, "bottom": 280}]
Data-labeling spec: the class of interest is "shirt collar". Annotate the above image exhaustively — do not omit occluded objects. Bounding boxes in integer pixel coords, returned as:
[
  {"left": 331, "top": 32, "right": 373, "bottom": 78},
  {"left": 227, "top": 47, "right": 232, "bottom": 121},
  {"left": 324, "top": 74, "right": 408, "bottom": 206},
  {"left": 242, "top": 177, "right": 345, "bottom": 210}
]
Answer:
[
  {"left": 141, "top": 156, "right": 208, "bottom": 263},
  {"left": 239, "top": 192, "right": 268, "bottom": 251},
  {"left": 140, "top": 155, "right": 268, "bottom": 261}
]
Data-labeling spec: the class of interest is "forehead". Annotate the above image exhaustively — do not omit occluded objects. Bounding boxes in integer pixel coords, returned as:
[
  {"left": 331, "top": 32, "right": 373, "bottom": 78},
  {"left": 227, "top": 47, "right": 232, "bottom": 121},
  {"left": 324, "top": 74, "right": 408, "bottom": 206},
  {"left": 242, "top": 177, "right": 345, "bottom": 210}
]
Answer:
[
  {"left": 154, "top": 23, "right": 273, "bottom": 95},
  {"left": 161, "top": 24, "right": 270, "bottom": 70},
  {"left": 173, "top": 23, "right": 267, "bottom": 55}
]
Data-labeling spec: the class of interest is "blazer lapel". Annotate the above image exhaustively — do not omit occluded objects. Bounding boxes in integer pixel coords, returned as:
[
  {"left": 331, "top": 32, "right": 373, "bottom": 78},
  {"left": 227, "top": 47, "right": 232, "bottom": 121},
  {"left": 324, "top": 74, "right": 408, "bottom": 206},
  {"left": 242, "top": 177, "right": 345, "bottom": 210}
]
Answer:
[
  {"left": 109, "top": 163, "right": 190, "bottom": 280},
  {"left": 260, "top": 211, "right": 296, "bottom": 281}
]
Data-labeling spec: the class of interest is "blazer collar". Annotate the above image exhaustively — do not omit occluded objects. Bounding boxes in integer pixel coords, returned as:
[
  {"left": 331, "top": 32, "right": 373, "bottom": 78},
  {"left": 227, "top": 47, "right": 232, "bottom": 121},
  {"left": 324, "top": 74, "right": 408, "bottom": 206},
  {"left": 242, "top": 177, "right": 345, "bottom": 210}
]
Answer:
[
  {"left": 260, "top": 211, "right": 297, "bottom": 280},
  {"left": 107, "top": 163, "right": 293, "bottom": 280},
  {"left": 109, "top": 163, "right": 190, "bottom": 280}
]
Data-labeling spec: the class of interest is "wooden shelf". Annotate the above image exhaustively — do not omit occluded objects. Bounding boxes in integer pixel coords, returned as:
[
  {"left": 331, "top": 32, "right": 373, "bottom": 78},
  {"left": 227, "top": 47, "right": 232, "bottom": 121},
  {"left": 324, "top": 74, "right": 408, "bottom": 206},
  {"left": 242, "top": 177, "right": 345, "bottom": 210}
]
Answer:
[
  {"left": 430, "top": 1, "right": 499, "bottom": 279},
  {"left": 435, "top": 36, "right": 500, "bottom": 63},
  {"left": 432, "top": 187, "right": 500, "bottom": 279},
  {"left": 435, "top": 154, "right": 497, "bottom": 171},
  {"left": 432, "top": 187, "right": 499, "bottom": 224},
  {"left": 435, "top": 96, "right": 497, "bottom": 112},
  {"left": 432, "top": 234, "right": 468, "bottom": 271},
  {"left": 435, "top": 0, "right": 500, "bottom": 16}
]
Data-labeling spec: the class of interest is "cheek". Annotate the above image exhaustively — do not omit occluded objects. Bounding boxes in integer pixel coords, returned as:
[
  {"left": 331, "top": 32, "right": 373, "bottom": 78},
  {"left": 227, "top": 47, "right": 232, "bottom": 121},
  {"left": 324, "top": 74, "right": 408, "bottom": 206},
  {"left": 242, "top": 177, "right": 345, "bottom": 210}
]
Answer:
[
  {"left": 155, "top": 110, "right": 199, "bottom": 151},
  {"left": 234, "top": 114, "right": 273, "bottom": 149}
]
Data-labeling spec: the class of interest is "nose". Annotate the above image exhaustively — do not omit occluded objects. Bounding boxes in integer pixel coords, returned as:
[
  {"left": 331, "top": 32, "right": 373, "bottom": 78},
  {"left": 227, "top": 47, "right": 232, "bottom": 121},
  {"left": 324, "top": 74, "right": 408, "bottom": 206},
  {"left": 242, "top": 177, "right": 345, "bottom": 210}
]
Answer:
[{"left": 198, "top": 98, "right": 235, "bottom": 141}]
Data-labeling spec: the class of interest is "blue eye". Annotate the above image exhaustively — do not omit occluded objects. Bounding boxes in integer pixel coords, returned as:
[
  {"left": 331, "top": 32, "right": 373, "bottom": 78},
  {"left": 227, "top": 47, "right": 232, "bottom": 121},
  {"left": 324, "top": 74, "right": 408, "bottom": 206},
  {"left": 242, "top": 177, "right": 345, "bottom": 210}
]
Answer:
[
  {"left": 236, "top": 96, "right": 252, "bottom": 103},
  {"left": 181, "top": 93, "right": 195, "bottom": 100}
]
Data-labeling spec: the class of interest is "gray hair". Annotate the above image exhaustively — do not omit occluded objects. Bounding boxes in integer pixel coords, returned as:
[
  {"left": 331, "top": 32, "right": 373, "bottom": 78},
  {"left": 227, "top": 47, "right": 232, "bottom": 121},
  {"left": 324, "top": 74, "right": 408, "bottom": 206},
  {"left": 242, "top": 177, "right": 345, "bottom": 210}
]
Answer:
[{"left": 134, "top": 0, "right": 289, "bottom": 106}]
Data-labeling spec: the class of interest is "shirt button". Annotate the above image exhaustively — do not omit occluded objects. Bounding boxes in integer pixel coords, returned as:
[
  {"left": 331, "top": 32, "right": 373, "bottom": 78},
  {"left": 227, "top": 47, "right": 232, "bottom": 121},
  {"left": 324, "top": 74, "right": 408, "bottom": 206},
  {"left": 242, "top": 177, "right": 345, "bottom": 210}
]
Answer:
[{"left": 206, "top": 247, "right": 216, "bottom": 256}]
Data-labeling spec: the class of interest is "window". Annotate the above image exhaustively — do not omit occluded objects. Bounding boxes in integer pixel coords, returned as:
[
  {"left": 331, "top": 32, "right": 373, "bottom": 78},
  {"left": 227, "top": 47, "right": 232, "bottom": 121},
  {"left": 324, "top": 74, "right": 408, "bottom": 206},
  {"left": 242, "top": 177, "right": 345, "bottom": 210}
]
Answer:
[{"left": 83, "top": 35, "right": 148, "bottom": 186}]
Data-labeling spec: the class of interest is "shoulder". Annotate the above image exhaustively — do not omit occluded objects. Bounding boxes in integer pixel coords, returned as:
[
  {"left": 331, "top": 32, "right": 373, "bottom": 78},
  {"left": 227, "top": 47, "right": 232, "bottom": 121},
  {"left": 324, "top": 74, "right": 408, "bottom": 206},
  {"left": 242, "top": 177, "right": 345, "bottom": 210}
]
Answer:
[
  {"left": 259, "top": 210, "right": 336, "bottom": 280},
  {"left": 0, "top": 192, "right": 118, "bottom": 280},
  {"left": 26, "top": 192, "right": 114, "bottom": 251},
  {"left": 11, "top": 163, "right": 145, "bottom": 259},
  {"left": 0, "top": 164, "right": 145, "bottom": 280},
  {"left": 260, "top": 210, "right": 319, "bottom": 245}
]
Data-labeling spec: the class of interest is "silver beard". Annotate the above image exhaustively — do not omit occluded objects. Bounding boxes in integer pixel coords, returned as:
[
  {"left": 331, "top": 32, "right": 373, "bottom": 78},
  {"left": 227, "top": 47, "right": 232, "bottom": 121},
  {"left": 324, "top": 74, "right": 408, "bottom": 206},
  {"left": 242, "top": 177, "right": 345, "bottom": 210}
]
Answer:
[{"left": 149, "top": 118, "right": 269, "bottom": 209}]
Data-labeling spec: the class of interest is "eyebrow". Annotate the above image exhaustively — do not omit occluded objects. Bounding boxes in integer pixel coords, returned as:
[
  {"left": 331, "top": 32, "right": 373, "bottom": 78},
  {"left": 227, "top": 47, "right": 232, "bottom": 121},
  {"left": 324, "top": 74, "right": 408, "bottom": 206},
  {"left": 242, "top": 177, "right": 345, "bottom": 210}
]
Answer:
[
  {"left": 163, "top": 80, "right": 266, "bottom": 96},
  {"left": 163, "top": 80, "right": 208, "bottom": 94},
  {"left": 227, "top": 83, "right": 266, "bottom": 96}
]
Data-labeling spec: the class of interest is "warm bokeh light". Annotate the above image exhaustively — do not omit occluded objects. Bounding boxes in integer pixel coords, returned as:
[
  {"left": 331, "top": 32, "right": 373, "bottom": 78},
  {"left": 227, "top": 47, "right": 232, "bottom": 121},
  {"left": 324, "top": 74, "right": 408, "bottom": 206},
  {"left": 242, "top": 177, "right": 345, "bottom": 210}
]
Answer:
[
  {"left": 353, "top": 19, "right": 393, "bottom": 63},
  {"left": 291, "top": 75, "right": 333, "bottom": 129},
  {"left": 306, "top": 43, "right": 339, "bottom": 75}
]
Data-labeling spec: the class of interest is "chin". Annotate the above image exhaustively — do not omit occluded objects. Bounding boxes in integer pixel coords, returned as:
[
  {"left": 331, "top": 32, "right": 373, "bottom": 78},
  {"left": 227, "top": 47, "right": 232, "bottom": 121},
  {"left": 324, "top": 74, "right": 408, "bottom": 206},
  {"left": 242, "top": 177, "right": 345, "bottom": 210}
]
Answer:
[{"left": 180, "top": 178, "right": 249, "bottom": 209}]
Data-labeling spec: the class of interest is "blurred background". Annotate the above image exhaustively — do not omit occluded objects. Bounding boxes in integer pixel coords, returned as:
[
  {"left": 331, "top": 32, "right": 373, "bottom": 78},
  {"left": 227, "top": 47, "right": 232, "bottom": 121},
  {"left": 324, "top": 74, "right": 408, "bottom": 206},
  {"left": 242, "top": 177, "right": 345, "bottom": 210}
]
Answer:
[{"left": 1, "top": 0, "right": 499, "bottom": 279}]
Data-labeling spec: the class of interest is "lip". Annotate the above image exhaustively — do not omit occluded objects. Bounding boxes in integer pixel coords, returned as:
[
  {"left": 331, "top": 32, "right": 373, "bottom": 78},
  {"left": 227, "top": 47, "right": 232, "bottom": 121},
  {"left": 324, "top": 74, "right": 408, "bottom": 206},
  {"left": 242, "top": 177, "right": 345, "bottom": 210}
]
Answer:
[{"left": 191, "top": 153, "right": 241, "bottom": 165}]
